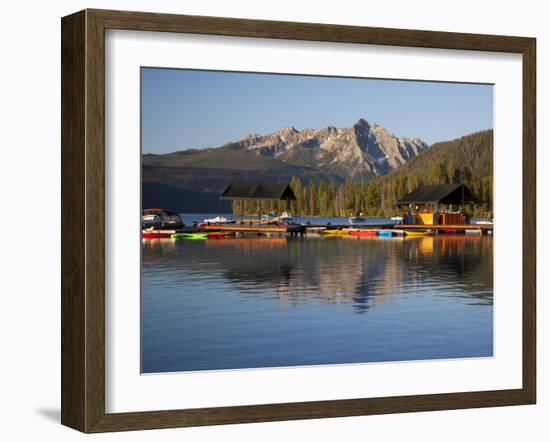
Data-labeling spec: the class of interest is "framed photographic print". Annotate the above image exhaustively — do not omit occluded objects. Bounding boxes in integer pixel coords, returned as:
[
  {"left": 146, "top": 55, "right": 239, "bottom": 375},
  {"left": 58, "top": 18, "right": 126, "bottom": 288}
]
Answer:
[{"left": 61, "top": 9, "right": 536, "bottom": 433}]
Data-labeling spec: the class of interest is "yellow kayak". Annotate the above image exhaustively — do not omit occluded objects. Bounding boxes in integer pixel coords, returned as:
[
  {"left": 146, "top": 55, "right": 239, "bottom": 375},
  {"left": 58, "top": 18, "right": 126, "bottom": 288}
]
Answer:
[
  {"left": 320, "top": 229, "right": 350, "bottom": 236},
  {"left": 404, "top": 230, "right": 434, "bottom": 237}
]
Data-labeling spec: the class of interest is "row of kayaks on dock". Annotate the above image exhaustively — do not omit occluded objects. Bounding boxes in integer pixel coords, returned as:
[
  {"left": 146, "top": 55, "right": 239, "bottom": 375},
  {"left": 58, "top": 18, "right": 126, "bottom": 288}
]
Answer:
[
  {"left": 320, "top": 228, "right": 434, "bottom": 238},
  {"left": 143, "top": 228, "right": 436, "bottom": 240},
  {"left": 174, "top": 231, "right": 235, "bottom": 240},
  {"left": 142, "top": 230, "right": 235, "bottom": 240}
]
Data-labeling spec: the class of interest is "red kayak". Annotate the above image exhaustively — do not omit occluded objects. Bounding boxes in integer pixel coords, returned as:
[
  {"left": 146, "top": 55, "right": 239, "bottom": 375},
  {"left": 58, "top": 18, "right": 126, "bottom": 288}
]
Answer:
[
  {"left": 142, "top": 232, "right": 171, "bottom": 239},
  {"left": 349, "top": 229, "right": 377, "bottom": 237},
  {"left": 206, "top": 232, "right": 228, "bottom": 239}
]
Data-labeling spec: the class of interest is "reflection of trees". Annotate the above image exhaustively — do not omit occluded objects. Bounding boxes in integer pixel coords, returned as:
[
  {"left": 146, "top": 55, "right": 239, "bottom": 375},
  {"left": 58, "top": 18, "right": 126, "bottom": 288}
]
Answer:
[
  {"left": 142, "top": 235, "right": 493, "bottom": 313},
  {"left": 402, "top": 236, "right": 494, "bottom": 306}
]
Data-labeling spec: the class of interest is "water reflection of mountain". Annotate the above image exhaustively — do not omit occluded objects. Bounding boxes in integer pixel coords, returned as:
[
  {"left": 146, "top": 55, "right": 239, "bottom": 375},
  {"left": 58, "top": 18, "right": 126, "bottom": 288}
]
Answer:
[{"left": 142, "top": 235, "right": 493, "bottom": 313}]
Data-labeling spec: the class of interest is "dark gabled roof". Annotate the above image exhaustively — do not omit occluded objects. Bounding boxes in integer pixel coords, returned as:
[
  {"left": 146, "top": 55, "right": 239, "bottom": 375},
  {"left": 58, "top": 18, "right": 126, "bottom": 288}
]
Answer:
[
  {"left": 398, "top": 184, "right": 478, "bottom": 205},
  {"left": 221, "top": 182, "right": 296, "bottom": 201}
]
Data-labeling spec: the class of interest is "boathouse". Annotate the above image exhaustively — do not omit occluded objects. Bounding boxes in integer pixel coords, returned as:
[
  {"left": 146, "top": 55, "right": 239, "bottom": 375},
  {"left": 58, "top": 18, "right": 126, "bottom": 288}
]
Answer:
[
  {"left": 397, "top": 183, "right": 478, "bottom": 225},
  {"left": 221, "top": 181, "right": 297, "bottom": 217}
]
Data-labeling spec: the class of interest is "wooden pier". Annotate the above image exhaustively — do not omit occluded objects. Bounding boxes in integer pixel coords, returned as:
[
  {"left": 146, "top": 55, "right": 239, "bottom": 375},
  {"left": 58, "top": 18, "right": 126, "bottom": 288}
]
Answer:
[
  {"left": 391, "top": 224, "right": 493, "bottom": 234},
  {"left": 143, "top": 223, "right": 493, "bottom": 238},
  {"left": 202, "top": 223, "right": 305, "bottom": 236}
]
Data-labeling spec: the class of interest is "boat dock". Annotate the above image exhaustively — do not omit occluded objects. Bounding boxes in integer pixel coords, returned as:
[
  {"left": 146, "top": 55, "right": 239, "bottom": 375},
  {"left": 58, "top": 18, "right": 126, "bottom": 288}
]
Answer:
[
  {"left": 143, "top": 223, "right": 493, "bottom": 238},
  {"left": 391, "top": 224, "right": 493, "bottom": 234},
  {"left": 202, "top": 223, "right": 306, "bottom": 236}
]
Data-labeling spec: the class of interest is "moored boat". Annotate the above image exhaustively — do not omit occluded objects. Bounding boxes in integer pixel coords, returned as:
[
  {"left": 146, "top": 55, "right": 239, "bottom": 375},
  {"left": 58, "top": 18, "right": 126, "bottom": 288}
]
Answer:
[
  {"left": 142, "top": 208, "right": 183, "bottom": 229},
  {"left": 171, "top": 232, "right": 208, "bottom": 239},
  {"left": 260, "top": 213, "right": 278, "bottom": 223},
  {"left": 205, "top": 231, "right": 235, "bottom": 239},
  {"left": 276, "top": 212, "right": 294, "bottom": 224},
  {"left": 349, "top": 229, "right": 377, "bottom": 237},
  {"left": 443, "top": 229, "right": 464, "bottom": 234},
  {"left": 470, "top": 219, "right": 493, "bottom": 225},
  {"left": 203, "top": 216, "right": 229, "bottom": 224},
  {"left": 320, "top": 228, "right": 349, "bottom": 236},
  {"left": 403, "top": 230, "right": 434, "bottom": 237},
  {"left": 142, "top": 231, "right": 172, "bottom": 239}
]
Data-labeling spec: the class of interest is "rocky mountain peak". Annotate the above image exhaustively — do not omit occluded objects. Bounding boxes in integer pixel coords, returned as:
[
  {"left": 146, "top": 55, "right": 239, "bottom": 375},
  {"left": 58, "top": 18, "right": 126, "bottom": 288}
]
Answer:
[
  {"left": 280, "top": 125, "right": 298, "bottom": 133},
  {"left": 353, "top": 118, "right": 371, "bottom": 130},
  {"left": 221, "top": 118, "right": 427, "bottom": 180}
]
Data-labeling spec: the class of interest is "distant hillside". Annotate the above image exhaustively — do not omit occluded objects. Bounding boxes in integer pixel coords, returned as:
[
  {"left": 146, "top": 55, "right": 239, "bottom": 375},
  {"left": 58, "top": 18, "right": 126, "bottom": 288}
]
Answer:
[
  {"left": 387, "top": 130, "right": 493, "bottom": 181},
  {"left": 142, "top": 147, "right": 340, "bottom": 213},
  {"left": 142, "top": 118, "right": 428, "bottom": 212},
  {"left": 374, "top": 130, "right": 493, "bottom": 215}
]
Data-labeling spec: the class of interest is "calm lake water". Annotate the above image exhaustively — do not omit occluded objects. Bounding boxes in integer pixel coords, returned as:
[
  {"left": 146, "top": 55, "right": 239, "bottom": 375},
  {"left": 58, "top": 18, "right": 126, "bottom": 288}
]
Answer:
[{"left": 141, "top": 223, "right": 493, "bottom": 373}]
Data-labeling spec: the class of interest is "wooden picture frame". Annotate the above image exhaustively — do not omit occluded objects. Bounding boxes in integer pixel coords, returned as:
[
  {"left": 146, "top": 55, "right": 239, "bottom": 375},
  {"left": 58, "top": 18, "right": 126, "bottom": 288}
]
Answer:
[{"left": 61, "top": 8, "right": 536, "bottom": 433}]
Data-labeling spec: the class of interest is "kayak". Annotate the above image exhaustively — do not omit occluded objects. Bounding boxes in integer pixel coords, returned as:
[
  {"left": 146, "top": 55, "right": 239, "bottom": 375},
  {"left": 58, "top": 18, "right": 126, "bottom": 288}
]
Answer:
[
  {"left": 320, "top": 229, "right": 349, "bottom": 236},
  {"left": 171, "top": 232, "right": 207, "bottom": 240},
  {"left": 206, "top": 232, "right": 234, "bottom": 239},
  {"left": 386, "top": 229, "right": 405, "bottom": 237},
  {"left": 171, "top": 233, "right": 188, "bottom": 239},
  {"left": 349, "top": 229, "right": 377, "bottom": 237},
  {"left": 376, "top": 230, "right": 394, "bottom": 238},
  {"left": 142, "top": 232, "right": 171, "bottom": 239},
  {"left": 403, "top": 230, "right": 434, "bottom": 237}
]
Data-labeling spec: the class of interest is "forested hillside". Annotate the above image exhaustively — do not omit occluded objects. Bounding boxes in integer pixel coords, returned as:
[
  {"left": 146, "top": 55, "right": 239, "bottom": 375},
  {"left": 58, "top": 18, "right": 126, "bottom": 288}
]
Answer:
[{"left": 240, "top": 130, "right": 493, "bottom": 218}]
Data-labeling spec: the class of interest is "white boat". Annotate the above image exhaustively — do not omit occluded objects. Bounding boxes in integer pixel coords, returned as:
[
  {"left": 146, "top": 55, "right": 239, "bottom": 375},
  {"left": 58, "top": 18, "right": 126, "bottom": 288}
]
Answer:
[
  {"left": 471, "top": 219, "right": 493, "bottom": 225},
  {"left": 260, "top": 213, "right": 278, "bottom": 222},
  {"left": 203, "top": 216, "right": 228, "bottom": 224},
  {"left": 277, "top": 212, "right": 294, "bottom": 223}
]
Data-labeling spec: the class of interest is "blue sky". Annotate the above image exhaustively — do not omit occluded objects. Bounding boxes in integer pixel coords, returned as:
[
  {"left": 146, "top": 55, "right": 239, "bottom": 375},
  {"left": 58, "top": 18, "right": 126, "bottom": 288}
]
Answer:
[{"left": 141, "top": 68, "right": 493, "bottom": 154}]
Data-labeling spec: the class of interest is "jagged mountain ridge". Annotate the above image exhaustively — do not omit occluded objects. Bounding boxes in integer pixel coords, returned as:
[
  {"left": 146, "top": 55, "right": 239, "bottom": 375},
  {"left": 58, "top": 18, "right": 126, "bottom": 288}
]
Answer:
[{"left": 221, "top": 118, "right": 427, "bottom": 180}]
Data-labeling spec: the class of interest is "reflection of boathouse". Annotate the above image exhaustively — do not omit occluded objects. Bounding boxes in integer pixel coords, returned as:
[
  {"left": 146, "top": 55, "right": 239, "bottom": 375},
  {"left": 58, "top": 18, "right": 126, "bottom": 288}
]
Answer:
[
  {"left": 221, "top": 181, "right": 296, "bottom": 216},
  {"left": 398, "top": 183, "right": 478, "bottom": 225}
]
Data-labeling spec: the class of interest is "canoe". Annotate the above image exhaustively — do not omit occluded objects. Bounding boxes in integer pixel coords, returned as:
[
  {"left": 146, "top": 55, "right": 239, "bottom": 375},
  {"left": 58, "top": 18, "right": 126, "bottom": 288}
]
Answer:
[{"left": 403, "top": 230, "right": 434, "bottom": 237}]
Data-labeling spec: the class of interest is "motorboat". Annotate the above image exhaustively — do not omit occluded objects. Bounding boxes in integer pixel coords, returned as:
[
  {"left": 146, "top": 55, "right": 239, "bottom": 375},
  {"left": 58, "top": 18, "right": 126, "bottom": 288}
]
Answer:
[
  {"left": 276, "top": 212, "right": 294, "bottom": 224},
  {"left": 142, "top": 208, "right": 183, "bottom": 229},
  {"left": 260, "top": 213, "right": 278, "bottom": 222},
  {"left": 203, "top": 216, "right": 229, "bottom": 224}
]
